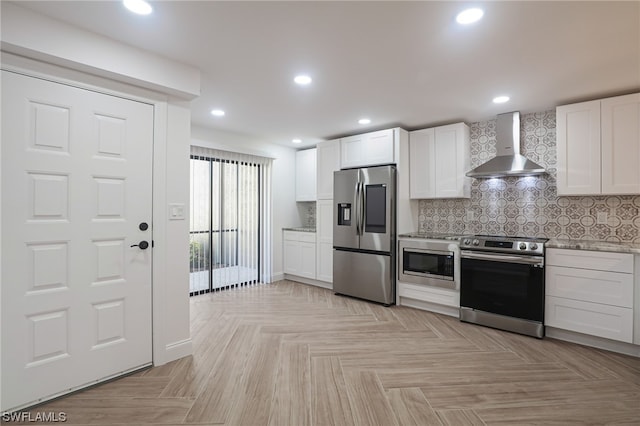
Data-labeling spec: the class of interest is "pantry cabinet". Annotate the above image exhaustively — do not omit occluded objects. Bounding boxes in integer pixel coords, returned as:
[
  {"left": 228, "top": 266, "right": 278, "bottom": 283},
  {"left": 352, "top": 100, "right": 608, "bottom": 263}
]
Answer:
[
  {"left": 295, "top": 148, "right": 317, "bottom": 201},
  {"left": 316, "top": 139, "right": 340, "bottom": 200},
  {"left": 545, "top": 248, "right": 634, "bottom": 343},
  {"left": 340, "top": 128, "right": 395, "bottom": 169},
  {"left": 409, "top": 122, "right": 470, "bottom": 199},
  {"left": 556, "top": 93, "right": 640, "bottom": 195},
  {"left": 283, "top": 230, "right": 316, "bottom": 279},
  {"left": 316, "top": 199, "right": 333, "bottom": 283}
]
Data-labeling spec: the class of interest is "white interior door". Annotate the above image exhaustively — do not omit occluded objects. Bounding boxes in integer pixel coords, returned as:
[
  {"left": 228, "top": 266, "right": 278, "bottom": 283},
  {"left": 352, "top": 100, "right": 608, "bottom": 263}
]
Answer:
[{"left": 1, "top": 70, "right": 153, "bottom": 411}]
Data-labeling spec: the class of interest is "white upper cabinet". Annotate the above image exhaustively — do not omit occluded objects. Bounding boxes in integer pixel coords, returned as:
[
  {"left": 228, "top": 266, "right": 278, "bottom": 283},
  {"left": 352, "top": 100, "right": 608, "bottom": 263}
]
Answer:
[
  {"left": 556, "top": 100, "right": 603, "bottom": 195},
  {"left": 295, "top": 148, "right": 317, "bottom": 201},
  {"left": 409, "top": 122, "right": 470, "bottom": 199},
  {"left": 601, "top": 94, "right": 640, "bottom": 194},
  {"left": 409, "top": 128, "right": 436, "bottom": 198},
  {"left": 556, "top": 93, "right": 640, "bottom": 195},
  {"left": 316, "top": 139, "right": 341, "bottom": 200},
  {"left": 340, "top": 128, "right": 395, "bottom": 169}
]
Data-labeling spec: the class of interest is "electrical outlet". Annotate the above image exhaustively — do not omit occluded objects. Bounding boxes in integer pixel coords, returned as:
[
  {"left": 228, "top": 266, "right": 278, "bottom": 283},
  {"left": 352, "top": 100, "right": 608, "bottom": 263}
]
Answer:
[
  {"left": 466, "top": 210, "right": 475, "bottom": 221},
  {"left": 596, "top": 211, "right": 608, "bottom": 225}
]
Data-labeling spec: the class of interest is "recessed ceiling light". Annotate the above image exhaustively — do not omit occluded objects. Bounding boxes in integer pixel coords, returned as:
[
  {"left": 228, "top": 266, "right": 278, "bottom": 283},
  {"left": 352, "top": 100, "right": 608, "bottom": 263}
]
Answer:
[
  {"left": 294, "top": 75, "right": 312, "bottom": 85},
  {"left": 456, "top": 8, "right": 484, "bottom": 25},
  {"left": 123, "top": 0, "right": 153, "bottom": 15},
  {"left": 493, "top": 96, "right": 510, "bottom": 104},
  {"left": 210, "top": 109, "right": 225, "bottom": 117},
  {"left": 358, "top": 118, "right": 371, "bottom": 125},
  {"left": 292, "top": 139, "right": 302, "bottom": 144}
]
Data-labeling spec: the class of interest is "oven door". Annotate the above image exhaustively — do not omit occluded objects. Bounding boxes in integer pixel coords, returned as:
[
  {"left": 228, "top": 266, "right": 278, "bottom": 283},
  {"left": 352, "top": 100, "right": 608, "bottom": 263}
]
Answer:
[
  {"left": 399, "top": 244, "right": 455, "bottom": 289},
  {"left": 460, "top": 251, "right": 544, "bottom": 322}
]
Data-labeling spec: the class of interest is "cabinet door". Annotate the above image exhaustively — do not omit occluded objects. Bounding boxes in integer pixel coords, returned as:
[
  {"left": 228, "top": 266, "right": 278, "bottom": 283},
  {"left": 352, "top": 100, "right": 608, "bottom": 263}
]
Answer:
[
  {"left": 435, "top": 123, "right": 470, "bottom": 198},
  {"left": 601, "top": 93, "right": 640, "bottom": 194},
  {"left": 283, "top": 239, "right": 301, "bottom": 275},
  {"left": 295, "top": 148, "right": 317, "bottom": 201},
  {"left": 546, "top": 296, "right": 633, "bottom": 343},
  {"left": 317, "top": 242, "right": 333, "bottom": 283},
  {"left": 546, "top": 265, "right": 633, "bottom": 308},
  {"left": 316, "top": 199, "right": 333, "bottom": 283},
  {"left": 316, "top": 139, "right": 341, "bottom": 200},
  {"left": 556, "top": 101, "right": 601, "bottom": 195},
  {"left": 340, "top": 134, "right": 366, "bottom": 169},
  {"left": 409, "top": 128, "right": 436, "bottom": 199},
  {"left": 299, "top": 242, "right": 317, "bottom": 279},
  {"left": 340, "top": 129, "right": 395, "bottom": 169},
  {"left": 364, "top": 129, "right": 395, "bottom": 165}
]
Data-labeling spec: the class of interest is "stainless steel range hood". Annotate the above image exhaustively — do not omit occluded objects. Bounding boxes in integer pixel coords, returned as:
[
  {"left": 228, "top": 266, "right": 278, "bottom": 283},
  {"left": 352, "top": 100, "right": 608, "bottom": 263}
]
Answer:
[{"left": 466, "top": 111, "right": 546, "bottom": 178}]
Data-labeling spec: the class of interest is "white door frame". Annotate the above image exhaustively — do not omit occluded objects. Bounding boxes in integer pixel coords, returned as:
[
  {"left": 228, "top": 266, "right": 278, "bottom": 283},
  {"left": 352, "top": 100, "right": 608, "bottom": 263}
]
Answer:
[{"left": 0, "top": 52, "right": 192, "bottom": 409}]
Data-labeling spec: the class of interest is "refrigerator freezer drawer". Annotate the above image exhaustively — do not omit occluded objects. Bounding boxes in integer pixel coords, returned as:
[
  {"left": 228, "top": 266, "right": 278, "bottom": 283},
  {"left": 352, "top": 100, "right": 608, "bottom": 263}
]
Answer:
[{"left": 333, "top": 249, "right": 394, "bottom": 305}]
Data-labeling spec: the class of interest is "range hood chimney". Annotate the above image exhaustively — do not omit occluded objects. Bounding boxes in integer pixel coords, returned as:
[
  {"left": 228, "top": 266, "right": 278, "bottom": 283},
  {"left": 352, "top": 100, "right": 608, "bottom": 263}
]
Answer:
[{"left": 466, "top": 111, "right": 546, "bottom": 178}]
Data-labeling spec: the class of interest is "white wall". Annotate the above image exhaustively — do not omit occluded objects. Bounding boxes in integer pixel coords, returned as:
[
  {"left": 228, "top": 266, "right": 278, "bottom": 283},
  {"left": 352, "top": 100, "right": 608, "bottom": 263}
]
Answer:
[
  {"left": 0, "top": 3, "right": 195, "bottom": 376},
  {"left": 191, "top": 126, "right": 300, "bottom": 281},
  {"left": 0, "top": 2, "right": 200, "bottom": 99}
]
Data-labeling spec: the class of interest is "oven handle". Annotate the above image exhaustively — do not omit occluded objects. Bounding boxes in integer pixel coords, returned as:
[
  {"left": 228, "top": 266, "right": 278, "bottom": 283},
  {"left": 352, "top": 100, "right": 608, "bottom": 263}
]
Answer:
[
  {"left": 461, "top": 251, "right": 544, "bottom": 266},
  {"left": 402, "top": 247, "right": 453, "bottom": 256}
]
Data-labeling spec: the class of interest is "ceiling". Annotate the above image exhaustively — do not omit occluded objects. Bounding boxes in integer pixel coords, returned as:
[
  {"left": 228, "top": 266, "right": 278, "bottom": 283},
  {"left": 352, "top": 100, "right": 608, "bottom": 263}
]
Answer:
[{"left": 12, "top": 1, "right": 640, "bottom": 148}]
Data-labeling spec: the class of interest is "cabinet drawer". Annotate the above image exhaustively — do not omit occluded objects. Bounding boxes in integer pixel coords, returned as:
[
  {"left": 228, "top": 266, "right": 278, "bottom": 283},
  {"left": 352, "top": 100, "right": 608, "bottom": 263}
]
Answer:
[
  {"left": 546, "top": 265, "right": 633, "bottom": 308},
  {"left": 298, "top": 232, "right": 316, "bottom": 243},
  {"left": 283, "top": 231, "right": 298, "bottom": 241},
  {"left": 283, "top": 230, "right": 316, "bottom": 243},
  {"left": 545, "top": 296, "right": 633, "bottom": 343},
  {"left": 398, "top": 282, "right": 459, "bottom": 308},
  {"left": 546, "top": 248, "right": 633, "bottom": 273}
]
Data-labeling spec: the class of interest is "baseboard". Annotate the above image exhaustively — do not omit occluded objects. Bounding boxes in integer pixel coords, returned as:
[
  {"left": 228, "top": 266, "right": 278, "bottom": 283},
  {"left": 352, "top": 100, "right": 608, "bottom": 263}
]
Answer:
[
  {"left": 546, "top": 327, "right": 640, "bottom": 358},
  {"left": 161, "top": 338, "right": 193, "bottom": 365},
  {"left": 271, "top": 272, "right": 285, "bottom": 283},
  {"left": 283, "top": 274, "right": 333, "bottom": 290}
]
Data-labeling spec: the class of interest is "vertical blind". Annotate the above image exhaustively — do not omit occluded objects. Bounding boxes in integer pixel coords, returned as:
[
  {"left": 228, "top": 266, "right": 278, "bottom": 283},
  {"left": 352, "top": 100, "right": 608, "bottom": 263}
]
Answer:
[{"left": 189, "top": 146, "right": 272, "bottom": 294}]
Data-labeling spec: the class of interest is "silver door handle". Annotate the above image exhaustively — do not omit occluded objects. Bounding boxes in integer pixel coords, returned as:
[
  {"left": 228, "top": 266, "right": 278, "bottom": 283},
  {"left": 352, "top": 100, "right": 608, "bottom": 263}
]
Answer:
[
  {"left": 359, "top": 181, "right": 365, "bottom": 236},
  {"left": 461, "top": 251, "right": 544, "bottom": 266},
  {"left": 354, "top": 181, "right": 361, "bottom": 235}
]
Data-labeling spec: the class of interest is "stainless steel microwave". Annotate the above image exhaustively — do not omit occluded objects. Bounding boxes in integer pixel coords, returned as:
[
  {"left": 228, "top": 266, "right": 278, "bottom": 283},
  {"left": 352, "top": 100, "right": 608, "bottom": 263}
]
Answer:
[{"left": 398, "top": 239, "right": 458, "bottom": 289}]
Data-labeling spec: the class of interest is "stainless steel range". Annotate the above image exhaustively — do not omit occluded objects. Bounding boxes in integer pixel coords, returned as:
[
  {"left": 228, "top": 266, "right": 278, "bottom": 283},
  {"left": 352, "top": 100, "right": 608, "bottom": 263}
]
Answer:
[{"left": 459, "top": 235, "right": 547, "bottom": 338}]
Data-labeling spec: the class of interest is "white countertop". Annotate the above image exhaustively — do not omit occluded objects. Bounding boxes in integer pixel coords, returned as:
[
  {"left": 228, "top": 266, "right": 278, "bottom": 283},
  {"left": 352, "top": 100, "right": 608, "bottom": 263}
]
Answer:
[
  {"left": 545, "top": 238, "right": 640, "bottom": 254},
  {"left": 283, "top": 227, "right": 316, "bottom": 233}
]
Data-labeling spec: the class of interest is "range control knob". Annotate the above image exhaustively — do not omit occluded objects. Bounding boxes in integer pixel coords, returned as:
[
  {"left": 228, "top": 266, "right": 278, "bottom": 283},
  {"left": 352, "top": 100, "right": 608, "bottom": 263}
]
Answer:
[
  {"left": 519, "top": 242, "right": 527, "bottom": 250},
  {"left": 472, "top": 239, "right": 480, "bottom": 246},
  {"left": 463, "top": 238, "right": 471, "bottom": 245},
  {"left": 530, "top": 243, "right": 538, "bottom": 251}
]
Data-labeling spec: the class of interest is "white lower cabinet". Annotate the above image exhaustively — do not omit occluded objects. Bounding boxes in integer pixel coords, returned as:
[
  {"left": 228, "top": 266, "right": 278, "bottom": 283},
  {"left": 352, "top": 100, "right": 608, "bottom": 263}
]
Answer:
[
  {"left": 283, "top": 230, "right": 316, "bottom": 279},
  {"left": 545, "top": 248, "right": 634, "bottom": 343},
  {"left": 545, "top": 296, "right": 633, "bottom": 343}
]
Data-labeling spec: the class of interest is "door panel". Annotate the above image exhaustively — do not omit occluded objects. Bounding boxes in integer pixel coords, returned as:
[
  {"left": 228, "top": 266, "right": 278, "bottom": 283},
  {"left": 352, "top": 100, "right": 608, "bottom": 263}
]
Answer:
[
  {"left": 333, "top": 250, "right": 393, "bottom": 305},
  {"left": 1, "top": 71, "right": 153, "bottom": 411},
  {"left": 360, "top": 166, "right": 395, "bottom": 253},
  {"left": 332, "top": 169, "right": 359, "bottom": 249}
]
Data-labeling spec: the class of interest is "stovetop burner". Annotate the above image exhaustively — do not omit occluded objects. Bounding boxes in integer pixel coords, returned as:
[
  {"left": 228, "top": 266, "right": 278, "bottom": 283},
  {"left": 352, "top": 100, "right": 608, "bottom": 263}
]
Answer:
[{"left": 460, "top": 235, "right": 548, "bottom": 255}]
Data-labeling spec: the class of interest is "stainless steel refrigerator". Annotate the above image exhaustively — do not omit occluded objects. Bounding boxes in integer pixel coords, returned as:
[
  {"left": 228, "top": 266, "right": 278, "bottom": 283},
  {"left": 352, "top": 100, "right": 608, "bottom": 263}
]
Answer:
[{"left": 333, "top": 165, "right": 396, "bottom": 305}]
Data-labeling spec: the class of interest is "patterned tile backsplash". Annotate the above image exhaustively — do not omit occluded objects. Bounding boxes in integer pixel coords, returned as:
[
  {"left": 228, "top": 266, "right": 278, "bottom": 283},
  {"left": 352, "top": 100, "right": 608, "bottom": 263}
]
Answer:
[{"left": 417, "top": 110, "right": 640, "bottom": 243}]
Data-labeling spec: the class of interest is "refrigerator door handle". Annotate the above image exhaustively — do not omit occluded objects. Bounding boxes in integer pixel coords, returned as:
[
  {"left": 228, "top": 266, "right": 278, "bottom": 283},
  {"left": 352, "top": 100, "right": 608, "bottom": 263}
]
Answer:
[
  {"left": 359, "top": 180, "right": 365, "bottom": 236},
  {"left": 355, "top": 181, "right": 362, "bottom": 235}
]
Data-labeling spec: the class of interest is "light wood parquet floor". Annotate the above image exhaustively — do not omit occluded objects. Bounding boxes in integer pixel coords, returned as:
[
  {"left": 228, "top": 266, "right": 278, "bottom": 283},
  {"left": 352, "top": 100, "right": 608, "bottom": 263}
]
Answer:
[{"left": 21, "top": 280, "right": 640, "bottom": 425}]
